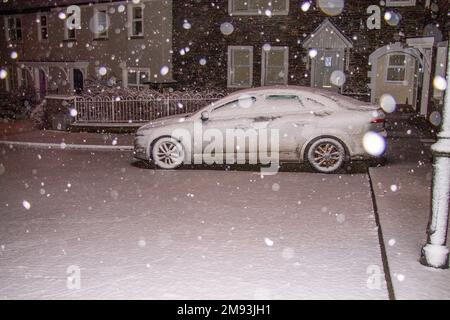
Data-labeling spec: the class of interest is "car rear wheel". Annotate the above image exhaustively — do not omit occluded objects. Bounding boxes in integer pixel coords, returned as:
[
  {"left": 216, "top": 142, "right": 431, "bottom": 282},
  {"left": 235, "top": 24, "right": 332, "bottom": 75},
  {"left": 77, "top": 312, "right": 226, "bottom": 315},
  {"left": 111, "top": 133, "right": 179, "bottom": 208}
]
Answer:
[
  {"left": 151, "top": 137, "right": 185, "bottom": 170},
  {"left": 306, "top": 137, "right": 346, "bottom": 173}
]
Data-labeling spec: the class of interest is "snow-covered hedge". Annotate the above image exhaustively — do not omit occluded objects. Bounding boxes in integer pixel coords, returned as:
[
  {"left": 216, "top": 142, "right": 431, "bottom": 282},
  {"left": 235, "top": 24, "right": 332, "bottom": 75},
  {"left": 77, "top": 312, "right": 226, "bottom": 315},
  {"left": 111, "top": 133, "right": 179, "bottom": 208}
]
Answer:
[{"left": 0, "top": 88, "right": 39, "bottom": 120}]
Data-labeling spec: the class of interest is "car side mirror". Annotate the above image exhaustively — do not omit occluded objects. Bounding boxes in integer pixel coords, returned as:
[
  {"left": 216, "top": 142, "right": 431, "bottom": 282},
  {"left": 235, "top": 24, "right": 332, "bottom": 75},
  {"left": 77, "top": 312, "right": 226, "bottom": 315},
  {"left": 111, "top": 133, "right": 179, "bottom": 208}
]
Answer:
[{"left": 201, "top": 111, "right": 210, "bottom": 121}]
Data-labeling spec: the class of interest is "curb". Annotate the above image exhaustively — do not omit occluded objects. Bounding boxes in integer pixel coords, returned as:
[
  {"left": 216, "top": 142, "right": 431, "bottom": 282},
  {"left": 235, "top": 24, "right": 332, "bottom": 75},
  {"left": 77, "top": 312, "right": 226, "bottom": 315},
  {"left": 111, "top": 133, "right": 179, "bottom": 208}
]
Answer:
[
  {"left": 367, "top": 168, "right": 396, "bottom": 300},
  {"left": 0, "top": 140, "right": 134, "bottom": 151}
]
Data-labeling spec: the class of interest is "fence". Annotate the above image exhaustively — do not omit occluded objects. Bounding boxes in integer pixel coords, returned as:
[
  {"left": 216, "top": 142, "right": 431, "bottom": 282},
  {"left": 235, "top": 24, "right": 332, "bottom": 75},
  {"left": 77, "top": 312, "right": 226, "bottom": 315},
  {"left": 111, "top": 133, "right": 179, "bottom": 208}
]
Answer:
[{"left": 74, "top": 91, "right": 226, "bottom": 123}]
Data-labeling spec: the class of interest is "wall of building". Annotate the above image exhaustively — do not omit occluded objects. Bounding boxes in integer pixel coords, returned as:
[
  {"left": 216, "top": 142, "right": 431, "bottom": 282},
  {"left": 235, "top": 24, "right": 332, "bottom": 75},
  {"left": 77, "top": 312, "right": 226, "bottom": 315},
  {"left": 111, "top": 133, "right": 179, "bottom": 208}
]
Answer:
[
  {"left": 172, "top": 0, "right": 447, "bottom": 97},
  {"left": 0, "top": 0, "right": 173, "bottom": 95}
]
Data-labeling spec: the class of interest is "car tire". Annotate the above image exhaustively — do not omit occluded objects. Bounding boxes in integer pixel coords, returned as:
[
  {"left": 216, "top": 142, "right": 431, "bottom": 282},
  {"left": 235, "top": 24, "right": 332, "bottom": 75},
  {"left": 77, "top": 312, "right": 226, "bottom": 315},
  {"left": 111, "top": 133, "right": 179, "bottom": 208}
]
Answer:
[
  {"left": 151, "top": 136, "right": 185, "bottom": 170},
  {"left": 306, "top": 137, "right": 346, "bottom": 174}
]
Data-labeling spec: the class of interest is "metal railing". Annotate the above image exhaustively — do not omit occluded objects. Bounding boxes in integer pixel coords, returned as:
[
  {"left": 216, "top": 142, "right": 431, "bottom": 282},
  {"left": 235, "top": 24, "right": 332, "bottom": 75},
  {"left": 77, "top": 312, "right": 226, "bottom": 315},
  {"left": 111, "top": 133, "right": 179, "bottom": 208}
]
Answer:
[{"left": 74, "top": 91, "right": 226, "bottom": 123}]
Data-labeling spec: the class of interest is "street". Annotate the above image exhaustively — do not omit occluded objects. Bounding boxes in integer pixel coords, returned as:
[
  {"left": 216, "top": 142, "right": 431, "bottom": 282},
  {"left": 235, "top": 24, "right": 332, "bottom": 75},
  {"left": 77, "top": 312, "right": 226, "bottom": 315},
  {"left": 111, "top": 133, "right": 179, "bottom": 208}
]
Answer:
[{"left": 0, "top": 147, "right": 388, "bottom": 299}]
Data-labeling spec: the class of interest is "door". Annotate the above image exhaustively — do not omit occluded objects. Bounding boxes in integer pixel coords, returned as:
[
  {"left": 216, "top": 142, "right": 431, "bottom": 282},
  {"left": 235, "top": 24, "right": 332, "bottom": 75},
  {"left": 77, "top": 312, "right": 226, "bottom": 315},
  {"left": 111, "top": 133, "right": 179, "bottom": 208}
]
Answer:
[
  {"left": 313, "top": 49, "right": 344, "bottom": 91},
  {"left": 201, "top": 96, "right": 259, "bottom": 164},
  {"left": 73, "top": 69, "right": 84, "bottom": 93}
]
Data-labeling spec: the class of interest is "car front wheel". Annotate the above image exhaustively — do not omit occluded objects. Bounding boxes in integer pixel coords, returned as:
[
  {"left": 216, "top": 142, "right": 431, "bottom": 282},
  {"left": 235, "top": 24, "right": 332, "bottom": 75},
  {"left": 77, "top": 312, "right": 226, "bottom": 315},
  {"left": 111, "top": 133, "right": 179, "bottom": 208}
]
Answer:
[
  {"left": 151, "top": 137, "right": 185, "bottom": 169},
  {"left": 306, "top": 137, "right": 346, "bottom": 173}
]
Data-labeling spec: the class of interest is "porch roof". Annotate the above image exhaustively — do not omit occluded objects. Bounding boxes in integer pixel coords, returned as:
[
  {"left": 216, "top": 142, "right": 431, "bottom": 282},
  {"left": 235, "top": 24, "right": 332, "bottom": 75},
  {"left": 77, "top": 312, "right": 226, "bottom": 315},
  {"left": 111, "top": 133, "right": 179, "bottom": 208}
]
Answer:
[{"left": 302, "top": 18, "right": 353, "bottom": 49}]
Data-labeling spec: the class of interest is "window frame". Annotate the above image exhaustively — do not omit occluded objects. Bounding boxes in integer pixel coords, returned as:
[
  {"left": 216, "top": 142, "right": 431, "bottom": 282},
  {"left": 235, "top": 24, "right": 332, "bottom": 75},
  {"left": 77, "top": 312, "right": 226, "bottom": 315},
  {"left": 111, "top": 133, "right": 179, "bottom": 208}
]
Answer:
[
  {"left": 385, "top": 0, "right": 416, "bottom": 7},
  {"left": 128, "top": 4, "right": 145, "bottom": 38},
  {"left": 227, "top": 46, "right": 254, "bottom": 88},
  {"left": 261, "top": 46, "right": 289, "bottom": 86},
  {"left": 93, "top": 6, "right": 109, "bottom": 40},
  {"left": 37, "top": 13, "right": 49, "bottom": 42},
  {"left": 5, "top": 16, "right": 23, "bottom": 42},
  {"left": 126, "top": 68, "right": 150, "bottom": 90},
  {"left": 385, "top": 53, "right": 407, "bottom": 83},
  {"left": 229, "top": 0, "right": 290, "bottom": 15}
]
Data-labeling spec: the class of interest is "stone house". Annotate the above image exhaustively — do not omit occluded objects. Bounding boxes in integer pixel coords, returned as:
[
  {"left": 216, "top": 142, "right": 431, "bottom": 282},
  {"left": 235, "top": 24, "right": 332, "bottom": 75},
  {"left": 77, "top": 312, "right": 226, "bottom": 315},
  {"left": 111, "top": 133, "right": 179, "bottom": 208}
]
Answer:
[
  {"left": 0, "top": 0, "right": 174, "bottom": 99},
  {"left": 172, "top": 0, "right": 449, "bottom": 120},
  {"left": 0, "top": 0, "right": 449, "bottom": 125}
]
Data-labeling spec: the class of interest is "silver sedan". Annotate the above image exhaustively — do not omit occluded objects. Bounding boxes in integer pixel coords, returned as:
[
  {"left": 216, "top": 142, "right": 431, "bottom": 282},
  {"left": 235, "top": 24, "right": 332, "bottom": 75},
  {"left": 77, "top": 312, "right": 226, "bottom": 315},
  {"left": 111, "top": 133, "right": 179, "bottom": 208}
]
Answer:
[{"left": 134, "top": 86, "right": 386, "bottom": 173}]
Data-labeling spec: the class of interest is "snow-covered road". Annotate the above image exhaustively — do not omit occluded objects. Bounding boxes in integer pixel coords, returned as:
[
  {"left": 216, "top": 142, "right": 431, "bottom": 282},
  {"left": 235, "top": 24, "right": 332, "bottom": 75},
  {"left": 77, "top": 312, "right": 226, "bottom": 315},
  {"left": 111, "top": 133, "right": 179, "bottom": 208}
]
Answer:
[{"left": 0, "top": 148, "right": 388, "bottom": 299}]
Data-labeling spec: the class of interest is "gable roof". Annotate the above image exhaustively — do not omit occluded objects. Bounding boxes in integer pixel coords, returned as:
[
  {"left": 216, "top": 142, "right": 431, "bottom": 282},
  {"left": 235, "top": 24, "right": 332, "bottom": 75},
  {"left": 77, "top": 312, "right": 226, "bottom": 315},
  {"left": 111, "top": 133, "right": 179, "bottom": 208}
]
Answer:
[
  {"left": 0, "top": 0, "right": 120, "bottom": 14},
  {"left": 302, "top": 18, "right": 353, "bottom": 49}
]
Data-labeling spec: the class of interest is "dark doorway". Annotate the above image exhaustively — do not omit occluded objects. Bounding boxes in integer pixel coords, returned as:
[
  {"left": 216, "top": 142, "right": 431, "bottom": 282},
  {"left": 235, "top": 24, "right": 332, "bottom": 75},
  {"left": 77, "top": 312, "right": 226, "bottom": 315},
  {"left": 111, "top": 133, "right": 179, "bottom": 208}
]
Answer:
[{"left": 73, "top": 69, "right": 84, "bottom": 93}]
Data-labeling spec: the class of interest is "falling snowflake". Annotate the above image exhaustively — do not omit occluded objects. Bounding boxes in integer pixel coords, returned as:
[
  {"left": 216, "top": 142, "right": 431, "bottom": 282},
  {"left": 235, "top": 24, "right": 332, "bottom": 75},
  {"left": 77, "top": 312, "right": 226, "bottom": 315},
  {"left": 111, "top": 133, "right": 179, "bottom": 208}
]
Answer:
[
  {"left": 22, "top": 201, "right": 31, "bottom": 210},
  {"left": 264, "top": 237, "right": 274, "bottom": 247}
]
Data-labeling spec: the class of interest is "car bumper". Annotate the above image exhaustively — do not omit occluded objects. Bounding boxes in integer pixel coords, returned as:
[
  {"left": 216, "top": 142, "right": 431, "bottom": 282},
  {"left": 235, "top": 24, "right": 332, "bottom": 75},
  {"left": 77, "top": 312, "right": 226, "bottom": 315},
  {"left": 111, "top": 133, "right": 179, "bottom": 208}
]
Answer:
[
  {"left": 133, "top": 136, "right": 149, "bottom": 161},
  {"left": 351, "top": 129, "right": 388, "bottom": 160}
]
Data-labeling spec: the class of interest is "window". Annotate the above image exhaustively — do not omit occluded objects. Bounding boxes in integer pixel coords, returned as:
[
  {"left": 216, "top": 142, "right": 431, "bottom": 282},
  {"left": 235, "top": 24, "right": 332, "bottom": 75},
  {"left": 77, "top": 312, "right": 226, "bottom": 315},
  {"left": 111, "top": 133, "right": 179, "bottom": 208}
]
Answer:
[
  {"left": 128, "top": 4, "right": 144, "bottom": 37},
  {"left": 211, "top": 100, "right": 240, "bottom": 117},
  {"left": 386, "top": 54, "right": 406, "bottom": 82},
  {"left": 264, "top": 94, "right": 303, "bottom": 112},
  {"left": 37, "top": 14, "right": 48, "bottom": 41},
  {"left": 6, "top": 16, "right": 22, "bottom": 41},
  {"left": 262, "top": 46, "right": 289, "bottom": 85},
  {"left": 386, "top": 0, "right": 416, "bottom": 6},
  {"left": 8, "top": 67, "right": 17, "bottom": 91},
  {"left": 228, "top": 46, "right": 253, "bottom": 88},
  {"left": 229, "top": 0, "right": 289, "bottom": 15},
  {"left": 211, "top": 97, "right": 257, "bottom": 118},
  {"left": 94, "top": 7, "right": 108, "bottom": 39},
  {"left": 64, "top": 19, "right": 76, "bottom": 41},
  {"left": 127, "top": 68, "right": 150, "bottom": 89},
  {"left": 19, "top": 68, "right": 29, "bottom": 88}
]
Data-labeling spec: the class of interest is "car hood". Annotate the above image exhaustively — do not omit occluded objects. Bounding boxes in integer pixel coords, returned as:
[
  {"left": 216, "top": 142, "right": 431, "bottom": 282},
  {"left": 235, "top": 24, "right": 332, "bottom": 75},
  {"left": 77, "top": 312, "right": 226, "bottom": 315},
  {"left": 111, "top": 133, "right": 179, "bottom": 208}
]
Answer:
[{"left": 137, "top": 113, "right": 192, "bottom": 132}]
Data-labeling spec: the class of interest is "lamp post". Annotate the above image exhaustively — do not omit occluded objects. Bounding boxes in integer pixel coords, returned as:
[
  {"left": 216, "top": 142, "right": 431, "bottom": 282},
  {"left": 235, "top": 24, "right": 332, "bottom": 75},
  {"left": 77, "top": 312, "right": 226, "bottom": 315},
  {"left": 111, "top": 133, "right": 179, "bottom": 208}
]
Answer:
[{"left": 420, "top": 42, "right": 450, "bottom": 269}]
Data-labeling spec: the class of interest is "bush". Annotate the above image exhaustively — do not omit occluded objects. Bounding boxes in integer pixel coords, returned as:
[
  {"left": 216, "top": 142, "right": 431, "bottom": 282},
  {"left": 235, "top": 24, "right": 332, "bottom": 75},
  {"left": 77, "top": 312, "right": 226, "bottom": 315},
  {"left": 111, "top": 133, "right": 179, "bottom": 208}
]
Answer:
[{"left": 0, "top": 88, "right": 39, "bottom": 120}]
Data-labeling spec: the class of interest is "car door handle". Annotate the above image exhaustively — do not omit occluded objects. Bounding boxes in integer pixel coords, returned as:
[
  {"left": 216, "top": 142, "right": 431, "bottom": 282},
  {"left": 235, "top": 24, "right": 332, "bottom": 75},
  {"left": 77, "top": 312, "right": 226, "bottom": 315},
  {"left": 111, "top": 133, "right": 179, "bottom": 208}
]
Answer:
[
  {"left": 235, "top": 124, "right": 250, "bottom": 130},
  {"left": 254, "top": 116, "right": 280, "bottom": 122}
]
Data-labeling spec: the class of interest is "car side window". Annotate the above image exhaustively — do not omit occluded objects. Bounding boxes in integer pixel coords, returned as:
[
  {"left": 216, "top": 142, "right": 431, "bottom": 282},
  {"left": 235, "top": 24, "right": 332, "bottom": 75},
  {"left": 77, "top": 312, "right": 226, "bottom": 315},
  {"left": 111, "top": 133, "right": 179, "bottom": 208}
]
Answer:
[
  {"left": 264, "top": 94, "right": 304, "bottom": 113},
  {"left": 211, "top": 96, "right": 256, "bottom": 118}
]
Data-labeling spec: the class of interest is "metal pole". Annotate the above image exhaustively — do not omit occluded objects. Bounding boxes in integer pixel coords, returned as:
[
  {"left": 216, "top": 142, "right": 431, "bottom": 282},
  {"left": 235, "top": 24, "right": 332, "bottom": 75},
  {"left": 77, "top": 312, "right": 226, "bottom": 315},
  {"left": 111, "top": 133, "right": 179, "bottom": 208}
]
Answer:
[{"left": 421, "top": 41, "right": 450, "bottom": 269}]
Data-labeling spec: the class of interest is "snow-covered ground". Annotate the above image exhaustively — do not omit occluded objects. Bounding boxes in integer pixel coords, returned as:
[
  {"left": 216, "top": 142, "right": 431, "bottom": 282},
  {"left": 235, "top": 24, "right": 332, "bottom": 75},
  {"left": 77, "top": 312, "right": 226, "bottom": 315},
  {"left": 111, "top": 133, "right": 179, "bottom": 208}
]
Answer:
[
  {"left": 370, "top": 138, "right": 450, "bottom": 300},
  {"left": 0, "top": 148, "right": 388, "bottom": 299}
]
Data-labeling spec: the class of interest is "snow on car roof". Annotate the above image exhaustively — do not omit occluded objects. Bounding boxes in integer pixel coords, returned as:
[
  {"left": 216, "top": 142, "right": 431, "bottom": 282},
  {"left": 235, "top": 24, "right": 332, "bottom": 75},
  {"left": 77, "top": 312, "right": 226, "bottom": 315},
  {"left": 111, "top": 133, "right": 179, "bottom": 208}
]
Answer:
[
  {"left": 227, "top": 85, "right": 341, "bottom": 99},
  {"left": 224, "top": 86, "right": 372, "bottom": 109},
  {"left": 223, "top": 86, "right": 343, "bottom": 107}
]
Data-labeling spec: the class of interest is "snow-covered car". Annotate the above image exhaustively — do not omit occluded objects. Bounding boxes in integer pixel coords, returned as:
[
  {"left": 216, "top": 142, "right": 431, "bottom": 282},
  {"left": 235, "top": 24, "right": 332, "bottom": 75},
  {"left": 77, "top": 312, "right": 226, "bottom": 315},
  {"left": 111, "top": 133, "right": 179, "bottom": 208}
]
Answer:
[{"left": 133, "top": 86, "right": 386, "bottom": 173}]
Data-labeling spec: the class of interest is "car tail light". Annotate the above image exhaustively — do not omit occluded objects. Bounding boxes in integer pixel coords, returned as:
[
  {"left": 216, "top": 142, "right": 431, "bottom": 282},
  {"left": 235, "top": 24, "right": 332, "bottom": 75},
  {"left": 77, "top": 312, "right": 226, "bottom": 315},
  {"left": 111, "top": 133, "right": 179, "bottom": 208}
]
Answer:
[{"left": 371, "top": 109, "right": 385, "bottom": 123}]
